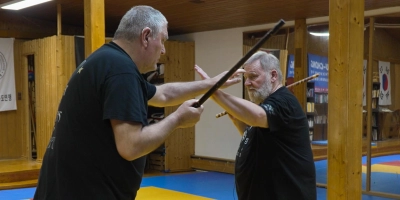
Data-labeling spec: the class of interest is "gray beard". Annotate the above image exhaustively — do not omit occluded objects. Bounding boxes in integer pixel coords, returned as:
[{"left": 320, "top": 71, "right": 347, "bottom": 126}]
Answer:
[{"left": 248, "top": 81, "right": 273, "bottom": 104}]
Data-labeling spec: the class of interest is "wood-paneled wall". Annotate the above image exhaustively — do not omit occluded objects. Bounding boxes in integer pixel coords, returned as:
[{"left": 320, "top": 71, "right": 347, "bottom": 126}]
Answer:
[
  {"left": 162, "top": 41, "right": 196, "bottom": 172},
  {"left": 0, "top": 36, "right": 76, "bottom": 161},
  {"left": 0, "top": 40, "right": 29, "bottom": 160},
  {"left": 1, "top": 37, "right": 196, "bottom": 172}
]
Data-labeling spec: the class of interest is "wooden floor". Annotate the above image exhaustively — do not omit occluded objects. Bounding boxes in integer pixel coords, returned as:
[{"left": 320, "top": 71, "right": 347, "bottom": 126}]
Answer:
[
  {"left": 0, "top": 159, "right": 41, "bottom": 190},
  {"left": 1, "top": 138, "right": 399, "bottom": 190}
]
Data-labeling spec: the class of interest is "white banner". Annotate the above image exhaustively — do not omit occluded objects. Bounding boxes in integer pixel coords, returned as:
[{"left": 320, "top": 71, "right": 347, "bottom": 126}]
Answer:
[
  {"left": 0, "top": 38, "right": 17, "bottom": 111},
  {"left": 362, "top": 60, "right": 367, "bottom": 106},
  {"left": 378, "top": 61, "right": 391, "bottom": 105}
]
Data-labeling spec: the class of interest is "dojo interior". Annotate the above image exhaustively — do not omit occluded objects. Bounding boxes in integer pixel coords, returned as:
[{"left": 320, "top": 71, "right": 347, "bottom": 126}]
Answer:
[{"left": 0, "top": 0, "right": 400, "bottom": 199}]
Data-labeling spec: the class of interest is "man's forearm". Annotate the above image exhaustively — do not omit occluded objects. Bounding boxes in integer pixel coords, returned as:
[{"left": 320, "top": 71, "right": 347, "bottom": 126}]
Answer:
[{"left": 154, "top": 80, "right": 213, "bottom": 106}]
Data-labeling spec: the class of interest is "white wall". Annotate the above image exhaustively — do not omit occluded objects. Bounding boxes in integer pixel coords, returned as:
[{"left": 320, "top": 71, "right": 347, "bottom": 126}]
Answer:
[{"left": 169, "top": 6, "right": 399, "bottom": 160}]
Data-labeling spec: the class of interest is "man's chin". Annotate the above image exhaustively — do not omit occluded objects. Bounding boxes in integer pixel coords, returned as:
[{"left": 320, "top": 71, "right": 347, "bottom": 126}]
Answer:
[{"left": 248, "top": 93, "right": 255, "bottom": 102}]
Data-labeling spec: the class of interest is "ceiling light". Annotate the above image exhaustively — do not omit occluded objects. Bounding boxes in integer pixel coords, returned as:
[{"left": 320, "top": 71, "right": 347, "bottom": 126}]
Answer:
[
  {"left": 307, "top": 24, "right": 329, "bottom": 37},
  {"left": 1, "top": 0, "right": 52, "bottom": 10},
  {"left": 309, "top": 32, "right": 329, "bottom": 37}
]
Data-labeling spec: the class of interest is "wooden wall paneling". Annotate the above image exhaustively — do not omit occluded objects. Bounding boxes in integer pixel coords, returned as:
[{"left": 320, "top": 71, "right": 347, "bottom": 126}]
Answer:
[
  {"left": 279, "top": 50, "right": 288, "bottom": 85},
  {"left": 307, "top": 34, "right": 329, "bottom": 56},
  {"left": 15, "top": 40, "right": 30, "bottom": 160},
  {"left": 21, "top": 36, "right": 59, "bottom": 162},
  {"left": 243, "top": 44, "right": 252, "bottom": 55},
  {"left": 244, "top": 34, "right": 287, "bottom": 50},
  {"left": 0, "top": 40, "right": 30, "bottom": 160},
  {"left": 56, "top": 34, "right": 62, "bottom": 103},
  {"left": 327, "top": 0, "right": 364, "bottom": 199},
  {"left": 9, "top": 40, "right": 22, "bottom": 159},
  {"left": 394, "top": 64, "right": 400, "bottom": 110},
  {"left": 262, "top": 34, "right": 287, "bottom": 50},
  {"left": 0, "top": 112, "right": 4, "bottom": 158},
  {"left": 163, "top": 40, "right": 195, "bottom": 172},
  {"left": 288, "top": 31, "right": 329, "bottom": 57},
  {"left": 164, "top": 41, "right": 179, "bottom": 171},
  {"left": 58, "top": 36, "right": 76, "bottom": 100},
  {"left": 294, "top": 19, "right": 307, "bottom": 111},
  {"left": 287, "top": 32, "right": 295, "bottom": 55},
  {"left": 0, "top": 109, "right": 23, "bottom": 158},
  {"left": 0, "top": 110, "right": 7, "bottom": 158},
  {"left": 191, "top": 155, "right": 234, "bottom": 174},
  {"left": 374, "top": 29, "right": 400, "bottom": 62}
]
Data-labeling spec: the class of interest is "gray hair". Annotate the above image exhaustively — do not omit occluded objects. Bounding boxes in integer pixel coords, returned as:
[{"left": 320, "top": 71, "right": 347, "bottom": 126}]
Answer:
[
  {"left": 244, "top": 51, "right": 283, "bottom": 82},
  {"left": 113, "top": 6, "right": 168, "bottom": 42}
]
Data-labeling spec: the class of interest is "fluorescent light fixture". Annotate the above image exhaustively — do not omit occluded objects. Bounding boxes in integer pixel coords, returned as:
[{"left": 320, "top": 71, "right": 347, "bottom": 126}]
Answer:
[
  {"left": 1, "top": 0, "right": 52, "bottom": 10},
  {"left": 309, "top": 32, "right": 329, "bottom": 37}
]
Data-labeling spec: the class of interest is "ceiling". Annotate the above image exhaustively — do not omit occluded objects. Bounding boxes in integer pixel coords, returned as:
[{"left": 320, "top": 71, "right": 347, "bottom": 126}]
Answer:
[{"left": 0, "top": 0, "right": 400, "bottom": 37}]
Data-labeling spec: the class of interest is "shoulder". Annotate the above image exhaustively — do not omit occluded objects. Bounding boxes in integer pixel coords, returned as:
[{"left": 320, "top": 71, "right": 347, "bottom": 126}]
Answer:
[
  {"left": 262, "top": 87, "right": 298, "bottom": 111},
  {"left": 91, "top": 43, "right": 131, "bottom": 64},
  {"left": 85, "top": 43, "right": 139, "bottom": 76},
  {"left": 264, "top": 87, "right": 290, "bottom": 103}
]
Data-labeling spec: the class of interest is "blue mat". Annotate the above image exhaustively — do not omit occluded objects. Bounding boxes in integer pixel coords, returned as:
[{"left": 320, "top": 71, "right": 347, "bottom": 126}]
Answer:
[
  {"left": 312, "top": 140, "right": 376, "bottom": 146},
  {"left": 1, "top": 157, "right": 399, "bottom": 200},
  {"left": 315, "top": 154, "right": 400, "bottom": 196}
]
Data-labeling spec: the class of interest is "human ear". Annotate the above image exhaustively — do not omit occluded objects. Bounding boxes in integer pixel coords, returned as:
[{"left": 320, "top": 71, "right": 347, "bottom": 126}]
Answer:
[
  {"left": 141, "top": 27, "right": 152, "bottom": 46},
  {"left": 271, "top": 70, "right": 278, "bottom": 81}
]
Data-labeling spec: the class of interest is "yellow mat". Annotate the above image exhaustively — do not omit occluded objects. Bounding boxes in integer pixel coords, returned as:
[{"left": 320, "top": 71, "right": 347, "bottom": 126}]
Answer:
[
  {"left": 136, "top": 186, "right": 214, "bottom": 200},
  {"left": 362, "top": 164, "right": 400, "bottom": 174}
]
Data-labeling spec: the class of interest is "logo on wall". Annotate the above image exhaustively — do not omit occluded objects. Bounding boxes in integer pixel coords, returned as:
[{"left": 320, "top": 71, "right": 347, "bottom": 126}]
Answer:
[{"left": 0, "top": 52, "right": 7, "bottom": 80}]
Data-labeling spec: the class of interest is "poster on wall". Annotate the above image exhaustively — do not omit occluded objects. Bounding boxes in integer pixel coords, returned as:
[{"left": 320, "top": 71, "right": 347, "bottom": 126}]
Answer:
[
  {"left": 0, "top": 38, "right": 17, "bottom": 112},
  {"left": 378, "top": 61, "right": 391, "bottom": 105},
  {"left": 287, "top": 54, "right": 295, "bottom": 78},
  {"left": 286, "top": 54, "right": 295, "bottom": 87},
  {"left": 308, "top": 53, "right": 329, "bottom": 93},
  {"left": 363, "top": 60, "right": 367, "bottom": 106}
]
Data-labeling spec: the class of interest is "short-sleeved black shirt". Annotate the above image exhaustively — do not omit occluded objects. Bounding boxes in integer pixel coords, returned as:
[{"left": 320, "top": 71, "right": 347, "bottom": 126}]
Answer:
[
  {"left": 235, "top": 87, "right": 316, "bottom": 200},
  {"left": 34, "top": 42, "right": 156, "bottom": 200}
]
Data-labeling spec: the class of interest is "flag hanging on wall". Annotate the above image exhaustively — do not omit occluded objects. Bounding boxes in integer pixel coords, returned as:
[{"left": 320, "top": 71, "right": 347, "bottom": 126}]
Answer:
[
  {"left": 0, "top": 38, "right": 17, "bottom": 112},
  {"left": 362, "top": 60, "right": 367, "bottom": 106},
  {"left": 378, "top": 61, "right": 391, "bottom": 105}
]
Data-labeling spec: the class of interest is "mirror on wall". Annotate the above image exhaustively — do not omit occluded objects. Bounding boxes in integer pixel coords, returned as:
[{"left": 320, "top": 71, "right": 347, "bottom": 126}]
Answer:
[
  {"left": 243, "top": 12, "right": 400, "bottom": 199},
  {"left": 362, "top": 14, "right": 400, "bottom": 199}
]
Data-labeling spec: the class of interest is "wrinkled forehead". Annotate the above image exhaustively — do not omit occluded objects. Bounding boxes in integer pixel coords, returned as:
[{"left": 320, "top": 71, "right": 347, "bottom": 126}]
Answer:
[
  {"left": 243, "top": 60, "right": 262, "bottom": 74},
  {"left": 243, "top": 71, "right": 259, "bottom": 77}
]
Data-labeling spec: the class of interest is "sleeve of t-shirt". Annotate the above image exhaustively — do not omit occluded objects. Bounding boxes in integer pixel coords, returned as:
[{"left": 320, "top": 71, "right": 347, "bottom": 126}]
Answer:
[
  {"left": 145, "top": 80, "right": 156, "bottom": 100},
  {"left": 260, "top": 101, "right": 285, "bottom": 133},
  {"left": 102, "top": 73, "right": 149, "bottom": 125}
]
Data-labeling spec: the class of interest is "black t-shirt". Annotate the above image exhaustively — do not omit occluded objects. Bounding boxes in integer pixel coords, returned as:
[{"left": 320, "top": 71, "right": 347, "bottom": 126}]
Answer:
[
  {"left": 235, "top": 87, "right": 316, "bottom": 200},
  {"left": 34, "top": 42, "right": 156, "bottom": 200}
]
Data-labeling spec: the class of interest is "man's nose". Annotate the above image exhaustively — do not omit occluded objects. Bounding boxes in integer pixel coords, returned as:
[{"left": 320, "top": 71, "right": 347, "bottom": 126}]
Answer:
[{"left": 161, "top": 45, "right": 166, "bottom": 55}]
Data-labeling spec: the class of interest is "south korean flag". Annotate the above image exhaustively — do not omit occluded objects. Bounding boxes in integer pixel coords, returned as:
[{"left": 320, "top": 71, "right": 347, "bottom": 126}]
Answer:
[{"left": 378, "top": 61, "right": 391, "bottom": 105}]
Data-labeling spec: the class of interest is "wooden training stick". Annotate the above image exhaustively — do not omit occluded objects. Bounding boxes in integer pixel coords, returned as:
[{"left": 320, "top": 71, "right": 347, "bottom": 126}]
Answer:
[
  {"left": 215, "top": 73, "right": 320, "bottom": 118},
  {"left": 193, "top": 19, "right": 285, "bottom": 108}
]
